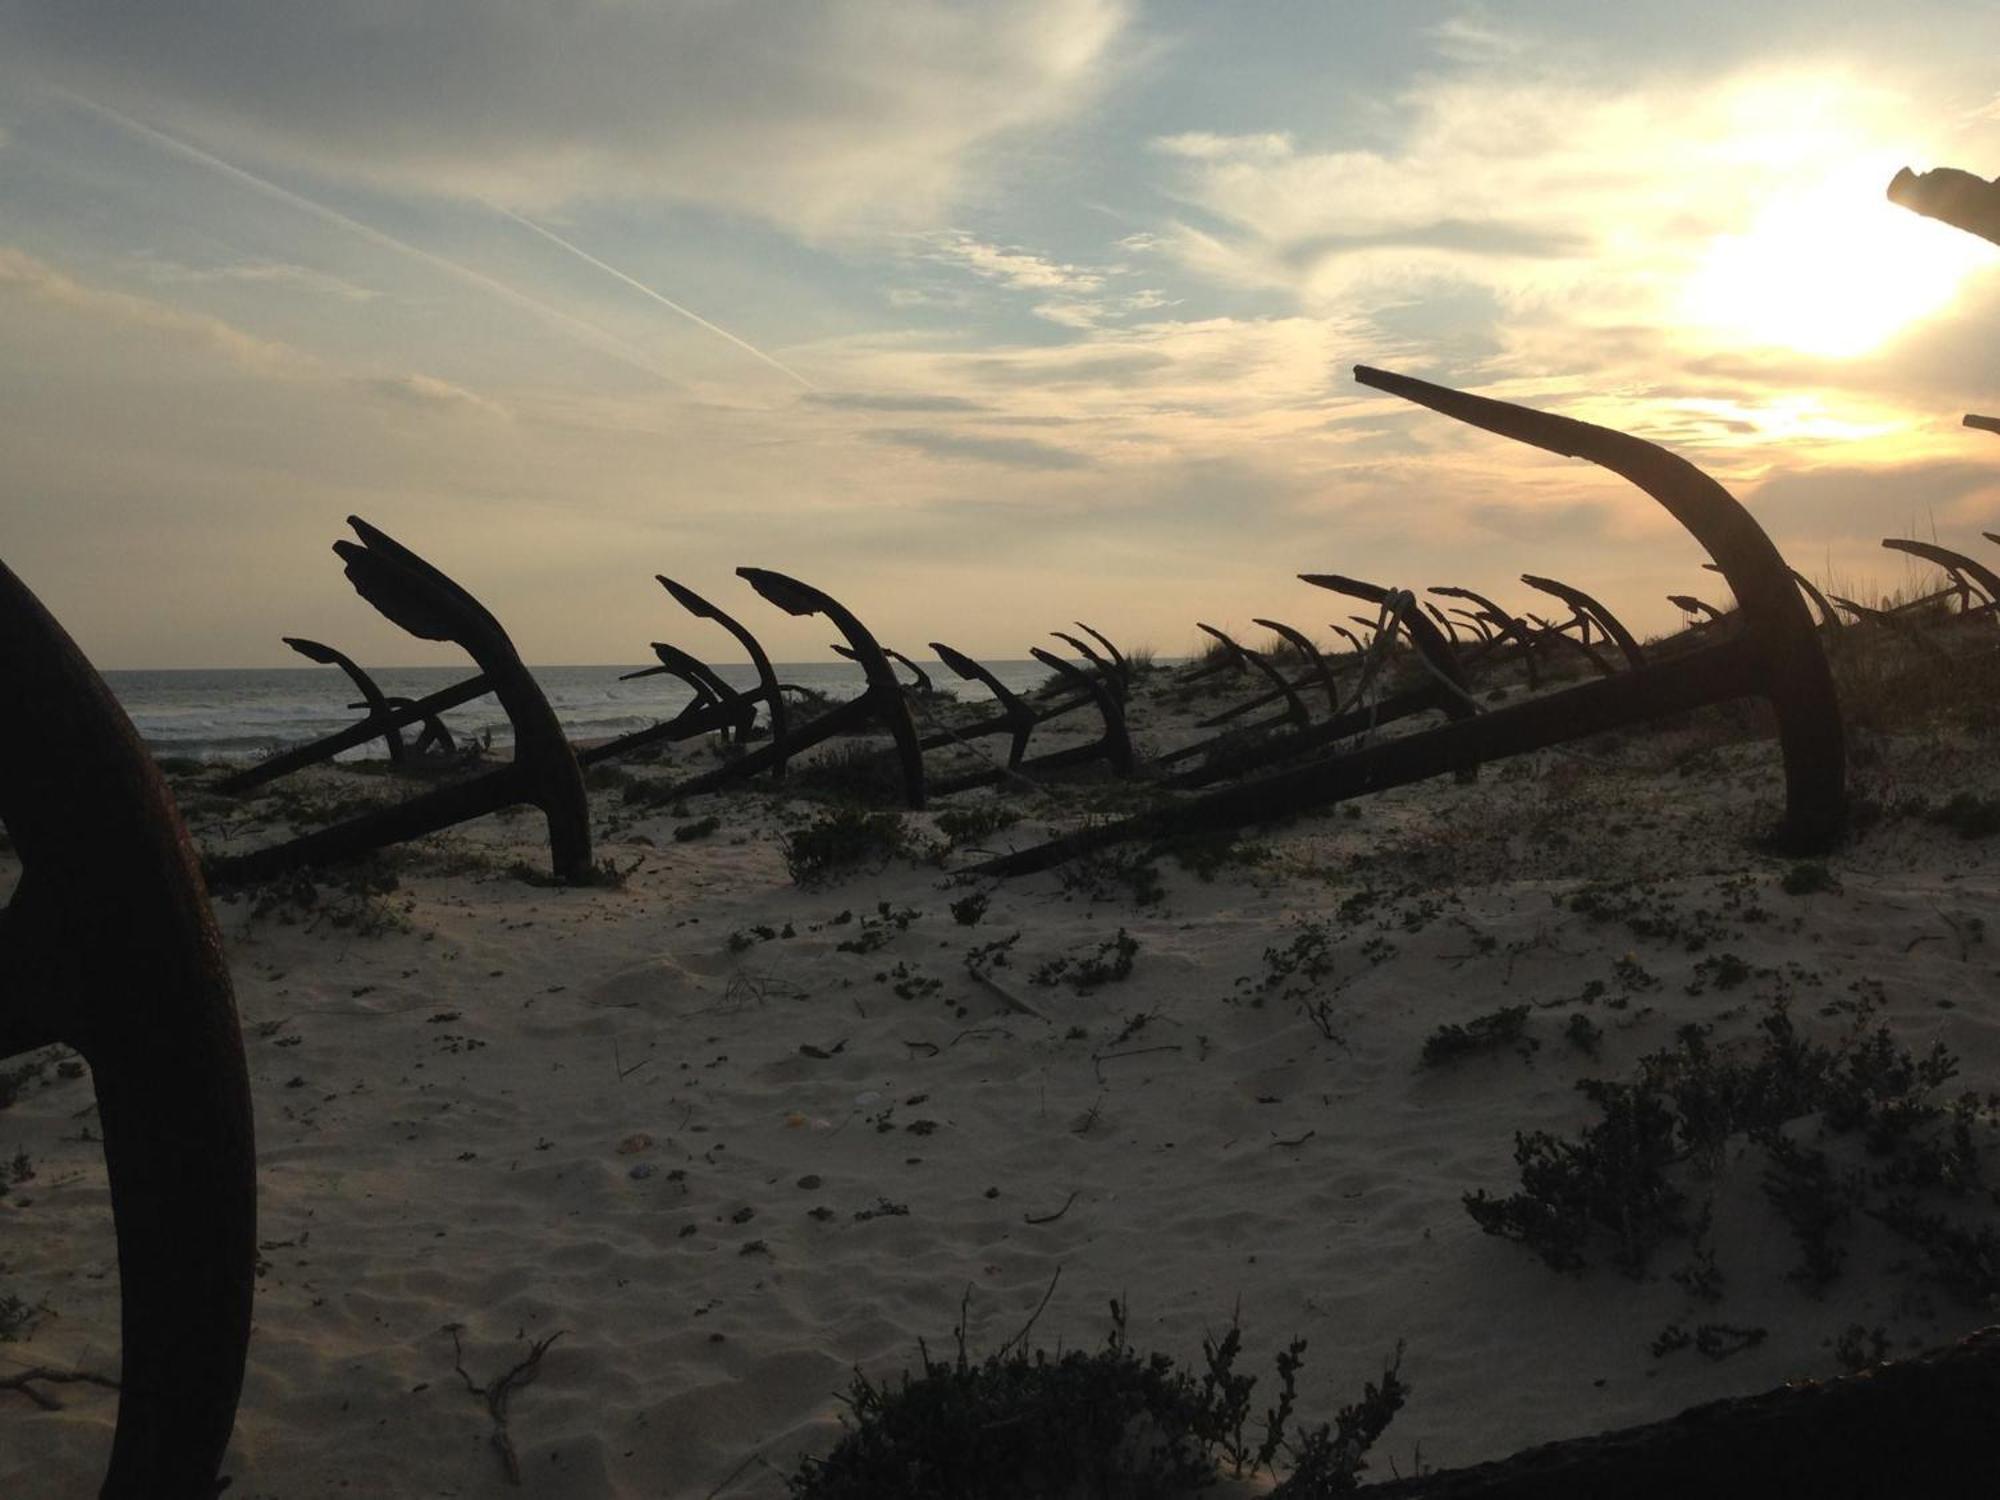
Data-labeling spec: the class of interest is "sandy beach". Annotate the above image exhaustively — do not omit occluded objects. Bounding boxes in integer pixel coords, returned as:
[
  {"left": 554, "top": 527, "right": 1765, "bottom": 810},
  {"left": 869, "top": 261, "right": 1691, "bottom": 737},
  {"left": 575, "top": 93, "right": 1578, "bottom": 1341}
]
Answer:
[{"left": 4, "top": 649, "right": 1997, "bottom": 1497}]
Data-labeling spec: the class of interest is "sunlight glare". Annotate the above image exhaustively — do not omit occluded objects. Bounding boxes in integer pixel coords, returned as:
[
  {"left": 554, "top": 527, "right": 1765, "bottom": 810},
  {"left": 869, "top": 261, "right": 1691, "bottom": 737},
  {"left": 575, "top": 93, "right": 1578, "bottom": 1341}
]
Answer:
[{"left": 1681, "top": 154, "right": 1994, "bottom": 358}]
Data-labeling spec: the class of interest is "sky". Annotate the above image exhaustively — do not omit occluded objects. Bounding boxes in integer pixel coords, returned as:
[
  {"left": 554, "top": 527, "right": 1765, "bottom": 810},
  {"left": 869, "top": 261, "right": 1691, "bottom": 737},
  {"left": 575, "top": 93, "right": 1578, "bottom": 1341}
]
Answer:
[{"left": 2, "top": 1, "right": 1998, "bottom": 669}]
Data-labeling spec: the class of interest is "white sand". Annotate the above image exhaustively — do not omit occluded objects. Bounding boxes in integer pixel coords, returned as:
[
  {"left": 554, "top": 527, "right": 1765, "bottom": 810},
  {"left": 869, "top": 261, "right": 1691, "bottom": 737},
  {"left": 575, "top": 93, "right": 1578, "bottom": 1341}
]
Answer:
[{"left": 4, "top": 672, "right": 1997, "bottom": 1497}]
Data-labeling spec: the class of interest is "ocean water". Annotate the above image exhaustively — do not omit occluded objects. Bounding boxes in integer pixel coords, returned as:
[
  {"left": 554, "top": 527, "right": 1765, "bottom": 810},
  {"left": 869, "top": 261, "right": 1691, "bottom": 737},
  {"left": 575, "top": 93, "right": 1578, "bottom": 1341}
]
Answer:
[{"left": 103, "top": 659, "right": 1064, "bottom": 764}]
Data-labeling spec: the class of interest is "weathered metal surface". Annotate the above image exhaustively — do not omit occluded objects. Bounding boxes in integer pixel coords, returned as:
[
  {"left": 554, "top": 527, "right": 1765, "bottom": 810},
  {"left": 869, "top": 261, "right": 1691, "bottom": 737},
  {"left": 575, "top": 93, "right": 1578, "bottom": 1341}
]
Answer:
[
  {"left": 218, "top": 670, "right": 494, "bottom": 792},
  {"left": 1328, "top": 622, "right": 1367, "bottom": 655},
  {"left": 1197, "top": 624, "right": 1308, "bottom": 728},
  {"left": 923, "top": 642, "right": 1039, "bottom": 766},
  {"left": 210, "top": 519, "right": 592, "bottom": 883},
  {"left": 658, "top": 574, "right": 791, "bottom": 779},
  {"left": 1523, "top": 611, "right": 1618, "bottom": 677},
  {"left": 1367, "top": 1323, "right": 2000, "bottom": 1499},
  {"left": 1880, "top": 538, "right": 2000, "bottom": 612},
  {"left": 975, "top": 366, "right": 1844, "bottom": 874},
  {"left": 738, "top": 568, "right": 926, "bottom": 809},
  {"left": 1430, "top": 586, "right": 1543, "bottom": 687},
  {"left": 1521, "top": 574, "right": 1647, "bottom": 670},
  {"left": 1072, "top": 622, "right": 1130, "bottom": 683},
  {"left": 1051, "top": 631, "right": 1126, "bottom": 702},
  {"left": 928, "top": 643, "right": 1134, "bottom": 795},
  {"left": 1180, "top": 629, "right": 1249, "bottom": 681},
  {"left": 282, "top": 635, "right": 408, "bottom": 764},
  {"left": 1423, "top": 599, "right": 1465, "bottom": 643},
  {"left": 1701, "top": 563, "right": 1842, "bottom": 635},
  {"left": 1253, "top": 617, "right": 1342, "bottom": 714},
  {"left": 1446, "top": 606, "right": 1496, "bottom": 642},
  {"left": 1887, "top": 164, "right": 2000, "bottom": 245},
  {"left": 1304, "top": 575, "right": 1474, "bottom": 704},
  {"left": 1025, "top": 646, "right": 1133, "bottom": 774},
  {"left": 831, "top": 641, "right": 939, "bottom": 697},
  {"left": 1968, "top": 414, "right": 2000, "bottom": 436},
  {"left": 1167, "top": 587, "right": 1471, "bottom": 788},
  {"left": 1362, "top": 366, "right": 1840, "bottom": 845},
  {"left": 1667, "top": 593, "right": 1726, "bottom": 622},
  {"left": 2, "top": 559, "right": 256, "bottom": 1497}
]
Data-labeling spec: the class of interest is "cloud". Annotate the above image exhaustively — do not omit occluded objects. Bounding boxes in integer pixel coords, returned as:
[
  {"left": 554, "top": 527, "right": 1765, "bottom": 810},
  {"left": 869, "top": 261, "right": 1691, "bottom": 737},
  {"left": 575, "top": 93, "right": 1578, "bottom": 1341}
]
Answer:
[
  {"left": 138, "top": 256, "right": 377, "bottom": 302},
  {"left": 0, "top": 244, "right": 307, "bottom": 372},
  {"left": 924, "top": 231, "right": 1106, "bottom": 294},
  {"left": 1748, "top": 459, "right": 2000, "bottom": 542},
  {"left": 1147, "top": 68, "right": 1997, "bottom": 336},
  {"left": 357, "top": 373, "right": 508, "bottom": 419},
  {"left": 874, "top": 427, "right": 1088, "bottom": 470},
  {"left": 8, "top": 0, "right": 1132, "bottom": 236},
  {"left": 808, "top": 391, "right": 988, "bottom": 413}
]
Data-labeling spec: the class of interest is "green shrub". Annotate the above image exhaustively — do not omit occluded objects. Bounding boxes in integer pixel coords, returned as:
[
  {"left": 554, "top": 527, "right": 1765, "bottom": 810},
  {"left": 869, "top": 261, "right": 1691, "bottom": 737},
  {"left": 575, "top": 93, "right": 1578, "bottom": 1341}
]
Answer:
[
  {"left": 935, "top": 805, "right": 1020, "bottom": 851},
  {"left": 1926, "top": 792, "right": 2000, "bottom": 840},
  {"left": 789, "top": 1300, "right": 1405, "bottom": 1499},
  {"left": 1032, "top": 929, "right": 1140, "bottom": 991},
  {"left": 782, "top": 807, "right": 911, "bottom": 884},
  {"left": 1420, "top": 1005, "right": 1532, "bottom": 1067}
]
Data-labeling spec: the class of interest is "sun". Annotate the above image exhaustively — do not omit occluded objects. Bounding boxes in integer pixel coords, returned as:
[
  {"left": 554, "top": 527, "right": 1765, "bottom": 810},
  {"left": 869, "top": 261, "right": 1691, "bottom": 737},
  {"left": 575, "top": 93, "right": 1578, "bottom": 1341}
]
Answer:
[{"left": 1680, "top": 154, "right": 1995, "bottom": 358}]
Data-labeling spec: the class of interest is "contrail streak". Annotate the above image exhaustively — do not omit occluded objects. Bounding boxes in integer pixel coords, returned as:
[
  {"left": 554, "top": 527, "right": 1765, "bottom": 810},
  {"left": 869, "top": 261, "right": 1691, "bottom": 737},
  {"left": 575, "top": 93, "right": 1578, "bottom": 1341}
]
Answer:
[
  {"left": 497, "top": 208, "right": 817, "bottom": 390},
  {"left": 52, "top": 86, "right": 679, "bottom": 383}
]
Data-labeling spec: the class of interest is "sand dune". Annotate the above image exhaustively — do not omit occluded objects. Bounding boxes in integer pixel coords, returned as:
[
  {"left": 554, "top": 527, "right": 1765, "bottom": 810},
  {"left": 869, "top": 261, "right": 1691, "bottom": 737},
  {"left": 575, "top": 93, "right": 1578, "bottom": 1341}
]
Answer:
[{"left": 4, "top": 671, "right": 1997, "bottom": 1496}]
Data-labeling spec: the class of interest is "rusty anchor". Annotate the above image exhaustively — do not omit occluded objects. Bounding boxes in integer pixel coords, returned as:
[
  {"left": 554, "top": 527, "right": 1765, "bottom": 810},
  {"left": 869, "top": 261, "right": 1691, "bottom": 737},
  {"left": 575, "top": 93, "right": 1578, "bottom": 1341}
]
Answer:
[
  {"left": 974, "top": 366, "right": 1845, "bottom": 876},
  {"left": 1521, "top": 574, "right": 1647, "bottom": 671},
  {"left": 1163, "top": 583, "right": 1473, "bottom": 789},
  {"left": 2, "top": 558, "right": 257, "bottom": 1497},
  {"left": 1050, "top": 630, "right": 1127, "bottom": 702},
  {"left": 207, "top": 519, "right": 592, "bottom": 885},
  {"left": 1429, "top": 586, "right": 1543, "bottom": 687},
  {"left": 831, "top": 640, "right": 939, "bottom": 698},
  {"left": 657, "top": 574, "right": 792, "bottom": 779},
  {"left": 1880, "top": 538, "right": 2000, "bottom": 617},
  {"left": 928, "top": 644, "right": 1135, "bottom": 795},
  {"left": 653, "top": 570, "right": 927, "bottom": 809},
  {"left": 1887, "top": 164, "right": 2000, "bottom": 246},
  {"left": 1072, "top": 621, "right": 1131, "bottom": 686}
]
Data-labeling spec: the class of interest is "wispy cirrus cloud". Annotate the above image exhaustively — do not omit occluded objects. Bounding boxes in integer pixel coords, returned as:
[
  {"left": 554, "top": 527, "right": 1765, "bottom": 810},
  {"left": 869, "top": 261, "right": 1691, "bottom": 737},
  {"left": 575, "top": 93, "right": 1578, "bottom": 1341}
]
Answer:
[
  {"left": 136, "top": 255, "right": 377, "bottom": 302},
  {"left": 874, "top": 427, "right": 1088, "bottom": 470},
  {"left": 5, "top": 0, "right": 1133, "bottom": 237},
  {"left": 0, "top": 244, "right": 308, "bottom": 373}
]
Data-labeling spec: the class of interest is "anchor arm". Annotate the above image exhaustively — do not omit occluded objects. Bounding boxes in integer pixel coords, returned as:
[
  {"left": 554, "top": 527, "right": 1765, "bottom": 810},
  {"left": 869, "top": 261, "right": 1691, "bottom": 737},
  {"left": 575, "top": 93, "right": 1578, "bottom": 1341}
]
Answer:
[
  {"left": 283, "top": 635, "right": 406, "bottom": 764},
  {"left": 336, "top": 519, "right": 590, "bottom": 878},
  {"left": 739, "top": 568, "right": 925, "bottom": 809},
  {"left": 1886, "top": 165, "right": 2000, "bottom": 246},
  {"left": 1354, "top": 364, "right": 1841, "bottom": 847},
  {"left": 1, "top": 558, "right": 255, "bottom": 1497},
  {"left": 658, "top": 574, "right": 791, "bottom": 778}
]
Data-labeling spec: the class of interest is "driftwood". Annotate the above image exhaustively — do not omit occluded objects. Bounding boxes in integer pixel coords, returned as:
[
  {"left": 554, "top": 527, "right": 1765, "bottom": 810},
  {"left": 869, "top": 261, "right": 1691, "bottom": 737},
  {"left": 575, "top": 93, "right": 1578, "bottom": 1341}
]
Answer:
[
  {"left": 1, "top": 558, "right": 256, "bottom": 1496},
  {"left": 1364, "top": 1324, "right": 2000, "bottom": 1499},
  {"left": 975, "top": 365, "right": 1845, "bottom": 876}
]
